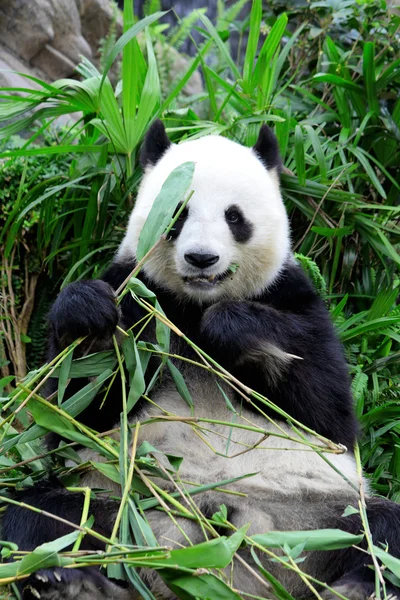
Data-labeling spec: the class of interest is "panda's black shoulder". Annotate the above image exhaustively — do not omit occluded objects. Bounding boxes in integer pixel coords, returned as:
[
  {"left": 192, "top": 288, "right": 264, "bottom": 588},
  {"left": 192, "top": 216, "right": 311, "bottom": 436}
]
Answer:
[{"left": 259, "top": 260, "right": 326, "bottom": 315}]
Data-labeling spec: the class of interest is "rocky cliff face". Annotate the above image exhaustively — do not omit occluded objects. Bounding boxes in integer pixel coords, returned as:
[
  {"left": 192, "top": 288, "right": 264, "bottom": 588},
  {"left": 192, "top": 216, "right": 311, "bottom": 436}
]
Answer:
[{"left": 0, "top": 0, "right": 121, "bottom": 90}]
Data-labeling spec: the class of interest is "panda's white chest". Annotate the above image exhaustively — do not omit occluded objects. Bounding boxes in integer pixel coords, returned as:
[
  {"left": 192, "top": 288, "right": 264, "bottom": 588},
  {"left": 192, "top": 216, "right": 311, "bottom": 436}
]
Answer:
[{"left": 137, "top": 373, "right": 359, "bottom": 500}]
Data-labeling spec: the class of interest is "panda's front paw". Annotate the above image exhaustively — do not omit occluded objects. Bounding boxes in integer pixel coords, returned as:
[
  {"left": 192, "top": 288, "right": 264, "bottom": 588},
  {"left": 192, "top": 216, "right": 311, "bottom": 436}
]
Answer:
[
  {"left": 22, "top": 567, "right": 131, "bottom": 600},
  {"left": 49, "top": 280, "right": 119, "bottom": 347},
  {"left": 201, "top": 300, "right": 250, "bottom": 342}
]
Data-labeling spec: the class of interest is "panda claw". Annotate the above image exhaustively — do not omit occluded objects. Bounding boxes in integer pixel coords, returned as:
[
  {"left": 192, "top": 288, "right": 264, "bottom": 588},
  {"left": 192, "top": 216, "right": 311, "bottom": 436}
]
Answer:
[
  {"left": 53, "top": 570, "right": 62, "bottom": 582},
  {"left": 25, "top": 586, "right": 41, "bottom": 599},
  {"left": 35, "top": 573, "right": 48, "bottom": 583}
]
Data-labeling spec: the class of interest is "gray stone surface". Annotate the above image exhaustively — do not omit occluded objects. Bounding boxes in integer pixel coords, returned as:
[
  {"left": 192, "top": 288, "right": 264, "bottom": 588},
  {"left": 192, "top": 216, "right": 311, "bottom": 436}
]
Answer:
[
  {"left": 0, "top": 0, "right": 203, "bottom": 101},
  {"left": 0, "top": 0, "right": 115, "bottom": 91}
]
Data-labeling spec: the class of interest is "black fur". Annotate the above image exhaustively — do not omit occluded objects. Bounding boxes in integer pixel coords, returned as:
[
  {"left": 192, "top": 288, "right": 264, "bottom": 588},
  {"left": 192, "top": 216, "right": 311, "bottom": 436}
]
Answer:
[
  {"left": 140, "top": 119, "right": 171, "bottom": 167},
  {"left": 168, "top": 203, "right": 189, "bottom": 240},
  {"left": 2, "top": 480, "right": 113, "bottom": 552},
  {"left": 225, "top": 204, "right": 253, "bottom": 243},
  {"left": 48, "top": 279, "right": 119, "bottom": 350},
  {"left": 253, "top": 124, "right": 282, "bottom": 173},
  {"left": 325, "top": 497, "right": 400, "bottom": 597}
]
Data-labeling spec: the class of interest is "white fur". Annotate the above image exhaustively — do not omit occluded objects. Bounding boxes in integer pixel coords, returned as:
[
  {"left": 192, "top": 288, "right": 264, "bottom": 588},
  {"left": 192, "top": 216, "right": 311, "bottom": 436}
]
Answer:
[
  {"left": 118, "top": 134, "right": 290, "bottom": 303},
  {"left": 77, "top": 377, "right": 361, "bottom": 598}
]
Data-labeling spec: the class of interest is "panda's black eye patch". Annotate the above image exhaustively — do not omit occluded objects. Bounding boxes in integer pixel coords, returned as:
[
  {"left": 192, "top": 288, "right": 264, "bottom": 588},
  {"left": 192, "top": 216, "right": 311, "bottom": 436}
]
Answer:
[
  {"left": 226, "top": 210, "right": 241, "bottom": 224},
  {"left": 225, "top": 205, "right": 253, "bottom": 243},
  {"left": 168, "top": 203, "right": 188, "bottom": 240}
]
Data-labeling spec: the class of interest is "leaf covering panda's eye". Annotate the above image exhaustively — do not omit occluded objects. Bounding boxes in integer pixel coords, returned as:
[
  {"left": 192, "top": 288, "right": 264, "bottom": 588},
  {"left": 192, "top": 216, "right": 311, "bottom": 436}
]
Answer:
[
  {"left": 177, "top": 208, "right": 188, "bottom": 220},
  {"left": 173, "top": 204, "right": 188, "bottom": 220}
]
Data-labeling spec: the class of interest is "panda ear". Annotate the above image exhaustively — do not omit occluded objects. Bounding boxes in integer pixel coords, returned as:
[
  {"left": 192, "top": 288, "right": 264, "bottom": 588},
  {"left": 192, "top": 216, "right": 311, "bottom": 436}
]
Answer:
[
  {"left": 253, "top": 125, "right": 282, "bottom": 175},
  {"left": 140, "top": 120, "right": 171, "bottom": 168}
]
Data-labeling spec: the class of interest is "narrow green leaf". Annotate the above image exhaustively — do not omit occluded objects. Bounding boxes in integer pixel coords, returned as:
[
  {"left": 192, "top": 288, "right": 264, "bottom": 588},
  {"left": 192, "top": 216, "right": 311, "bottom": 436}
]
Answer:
[
  {"left": 136, "top": 161, "right": 195, "bottom": 260},
  {"left": 243, "top": 0, "right": 262, "bottom": 87},
  {"left": 294, "top": 125, "right": 306, "bottom": 186},
  {"left": 101, "top": 12, "right": 166, "bottom": 86},
  {"left": 58, "top": 349, "right": 73, "bottom": 405},
  {"left": 363, "top": 42, "right": 379, "bottom": 118},
  {"left": 252, "top": 529, "right": 364, "bottom": 551},
  {"left": 167, "top": 360, "right": 194, "bottom": 410},
  {"left": 165, "top": 573, "right": 242, "bottom": 599}
]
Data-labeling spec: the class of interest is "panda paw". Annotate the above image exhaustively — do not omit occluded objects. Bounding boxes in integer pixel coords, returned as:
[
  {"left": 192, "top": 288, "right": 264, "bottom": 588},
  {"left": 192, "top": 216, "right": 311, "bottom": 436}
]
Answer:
[
  {"left": 22, "top": 567, "right": 131, "bottom": 600},
  {"left": 201, "top": 300, "right": 257, "bottom": 347},
  {"left": 201, "top": 300, "right": 244, "bottom": 336},
  {"left": 49, "top": 280, "right": 119, "bottom": 347}
]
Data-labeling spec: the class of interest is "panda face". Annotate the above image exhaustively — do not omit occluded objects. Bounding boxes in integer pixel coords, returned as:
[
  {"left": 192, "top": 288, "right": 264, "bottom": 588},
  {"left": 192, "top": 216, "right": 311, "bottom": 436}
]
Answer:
[{"left": 119, "top": 128, "right": 291, "bottom": 304}]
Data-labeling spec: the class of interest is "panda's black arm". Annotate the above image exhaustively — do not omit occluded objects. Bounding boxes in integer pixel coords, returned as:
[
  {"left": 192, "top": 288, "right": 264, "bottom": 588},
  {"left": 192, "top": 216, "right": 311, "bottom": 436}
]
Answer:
[
  {"left": 45, "top": 261, "right": 149, "bottom": 434},
  {"left": 199, "top": 268, "right": 358, "bottom": 448},
  {"left": 47, "top": 259, "right": 144, "bottom": 354},
  {"left": 199, "top": 263, "right": 334, "bottom": 367}
]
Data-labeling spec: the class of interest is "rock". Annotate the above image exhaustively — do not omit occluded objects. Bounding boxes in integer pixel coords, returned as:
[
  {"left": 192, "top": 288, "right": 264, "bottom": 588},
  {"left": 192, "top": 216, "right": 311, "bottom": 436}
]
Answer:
[
  {"left": 0, "top": 49, "right": 43, "bottom": 91},
  {"left": 0, "top": 0, "right": 111, "bottom": 90},
  {"left": 77, "top": 0, "right": 122, "bottom": 59},
  {"left": 31, "top": 0, "right": 92, "bottom": 79},
  {"left": 31, "top": 44, "right": 78, "bottom": 81},
  {"left": 0, "top": 0, "right": 203, "bottom": 105},
  {"left": 0, "top": 0, "right": 55, "bottom": 62}
]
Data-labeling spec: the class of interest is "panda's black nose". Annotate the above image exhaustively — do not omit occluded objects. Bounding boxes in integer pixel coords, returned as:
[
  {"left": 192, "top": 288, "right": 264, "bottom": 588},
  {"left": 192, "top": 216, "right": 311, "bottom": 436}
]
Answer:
[{"left": 184, "top": 253, "right": 219, "bottom": 269}]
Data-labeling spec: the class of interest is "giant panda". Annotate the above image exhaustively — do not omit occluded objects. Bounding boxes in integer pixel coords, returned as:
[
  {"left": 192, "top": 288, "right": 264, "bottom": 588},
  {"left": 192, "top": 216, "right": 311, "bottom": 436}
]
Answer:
[{"left": 4, "top": 121, "right": 400, "bottom": 600}]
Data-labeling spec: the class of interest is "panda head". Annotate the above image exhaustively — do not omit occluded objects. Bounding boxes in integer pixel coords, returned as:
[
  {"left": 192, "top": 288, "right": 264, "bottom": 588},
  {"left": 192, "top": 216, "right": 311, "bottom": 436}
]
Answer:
[{"left": 118, "top": 121, "right": 291, "bottom": 304}]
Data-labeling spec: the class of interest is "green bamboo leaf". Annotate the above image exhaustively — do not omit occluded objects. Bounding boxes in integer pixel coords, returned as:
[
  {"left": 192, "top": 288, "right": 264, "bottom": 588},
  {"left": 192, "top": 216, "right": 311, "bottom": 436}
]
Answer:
[
  {"left": 165, "top": 573, "right": 242, "bottom": 599},
  {"left": 377, "top": 57, "right": 400, "bottom": 90},
  {"left": 131, "top": 30, "right": 161, "bottom": 152},
  {"left": 250, "top": 547, "right": 296, "bottom": 600},
  {"left": 128, "top": 497, "right": 158, "bottom": 547},
  {"left": 373, "top": 545, "right": 400, "bottom": 579},
  {"left": 294, "top": 125, "right": 306, "bottom": 186},
  {"left": 363, "top": 42, "right": 379, "bottom": 117},
  {"left": 62, "top": 369, "right": 114, "bottom": 416},
  {"left": 167, "top": 360, "right": 194, "bottom": 410},
  {"left": 122, "top": 0, "right": 138, "bottom": 143},
  {"left": 252, "top": 529, "right": 364, "bottom": 551},
  {"left": 101, "top": 12, "right": 166, "bottom": 86},
  {"left": 0, "top": 145, "right": 103, "bottom": 159},
  {"left": 53, "top": 351, "right": 117, "bottom": 378},
  {"left": 58, "top": 349, "right": 73, "bottom": 405},
  {"left": 166, "top": 536, "right": 236, "bottom": 568},
  {"left": 313, "top": 73, "right": 363, "bottom": 93},
  {"left": 122, "top": 332, "right": 146, "bottom": 411},
  {"left": 304, "top": 125, "right": 327, "bottom": 182},
  {"left": 91, "top": 461, "right": 120, "bottom": 484},
  {"left": 136, "top": 161, "right": 195, "bottom": 260},
  {"left": 16, "top": 535, "right": 76, "bottom": 575},
  {"left": 243, "top": 0, "right": 262, "bottom": 88},
  {"left": 340, "top": 317, "right": 400, "bottom": 342},
  {"left": 197, "top": 12, "right": 241, "bottom": 80}
]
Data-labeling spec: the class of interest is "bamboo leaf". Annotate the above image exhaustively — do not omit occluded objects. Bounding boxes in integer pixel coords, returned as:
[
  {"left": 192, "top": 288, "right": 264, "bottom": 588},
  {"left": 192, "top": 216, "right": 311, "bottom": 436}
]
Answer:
[
  {"left": 252, "top": 529, "right": 364, "bottom": 551},
  {"left": 136, "top": 161, "right": 195, "bottom": 260}
]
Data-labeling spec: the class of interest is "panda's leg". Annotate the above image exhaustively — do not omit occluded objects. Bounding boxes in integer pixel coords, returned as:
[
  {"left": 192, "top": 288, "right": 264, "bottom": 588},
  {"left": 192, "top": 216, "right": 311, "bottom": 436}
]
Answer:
[
  {"left": 3, "top": 480, "right": 132, "bottom": 600},
  {"left": 321, "top": 497, "right": 400, "bottom": 599}
]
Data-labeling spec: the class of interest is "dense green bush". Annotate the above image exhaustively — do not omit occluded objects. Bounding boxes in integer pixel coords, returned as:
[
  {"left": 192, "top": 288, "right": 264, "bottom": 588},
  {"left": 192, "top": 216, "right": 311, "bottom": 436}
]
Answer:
[{"left": 0, "top": 0, "right": 399, "bottom": 597}]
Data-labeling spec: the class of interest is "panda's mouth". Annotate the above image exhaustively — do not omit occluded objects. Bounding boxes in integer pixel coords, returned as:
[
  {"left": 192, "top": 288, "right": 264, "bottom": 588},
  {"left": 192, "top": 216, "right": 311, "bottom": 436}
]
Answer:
[{"left": 183, "top": 272, "right": 229, "bottom": 288}]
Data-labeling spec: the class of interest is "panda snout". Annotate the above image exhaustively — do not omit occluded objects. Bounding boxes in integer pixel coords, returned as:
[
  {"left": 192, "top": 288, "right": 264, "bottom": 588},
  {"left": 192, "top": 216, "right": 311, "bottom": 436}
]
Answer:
[{"left": 184, "top": 252, "right": 219, "bottom": 269}]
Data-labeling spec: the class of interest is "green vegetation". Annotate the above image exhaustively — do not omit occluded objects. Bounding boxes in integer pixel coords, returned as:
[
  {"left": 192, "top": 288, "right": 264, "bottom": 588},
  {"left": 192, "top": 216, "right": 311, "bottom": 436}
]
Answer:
[{"left": 0, "top": 0, "right": 399, "bottom": 597}]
